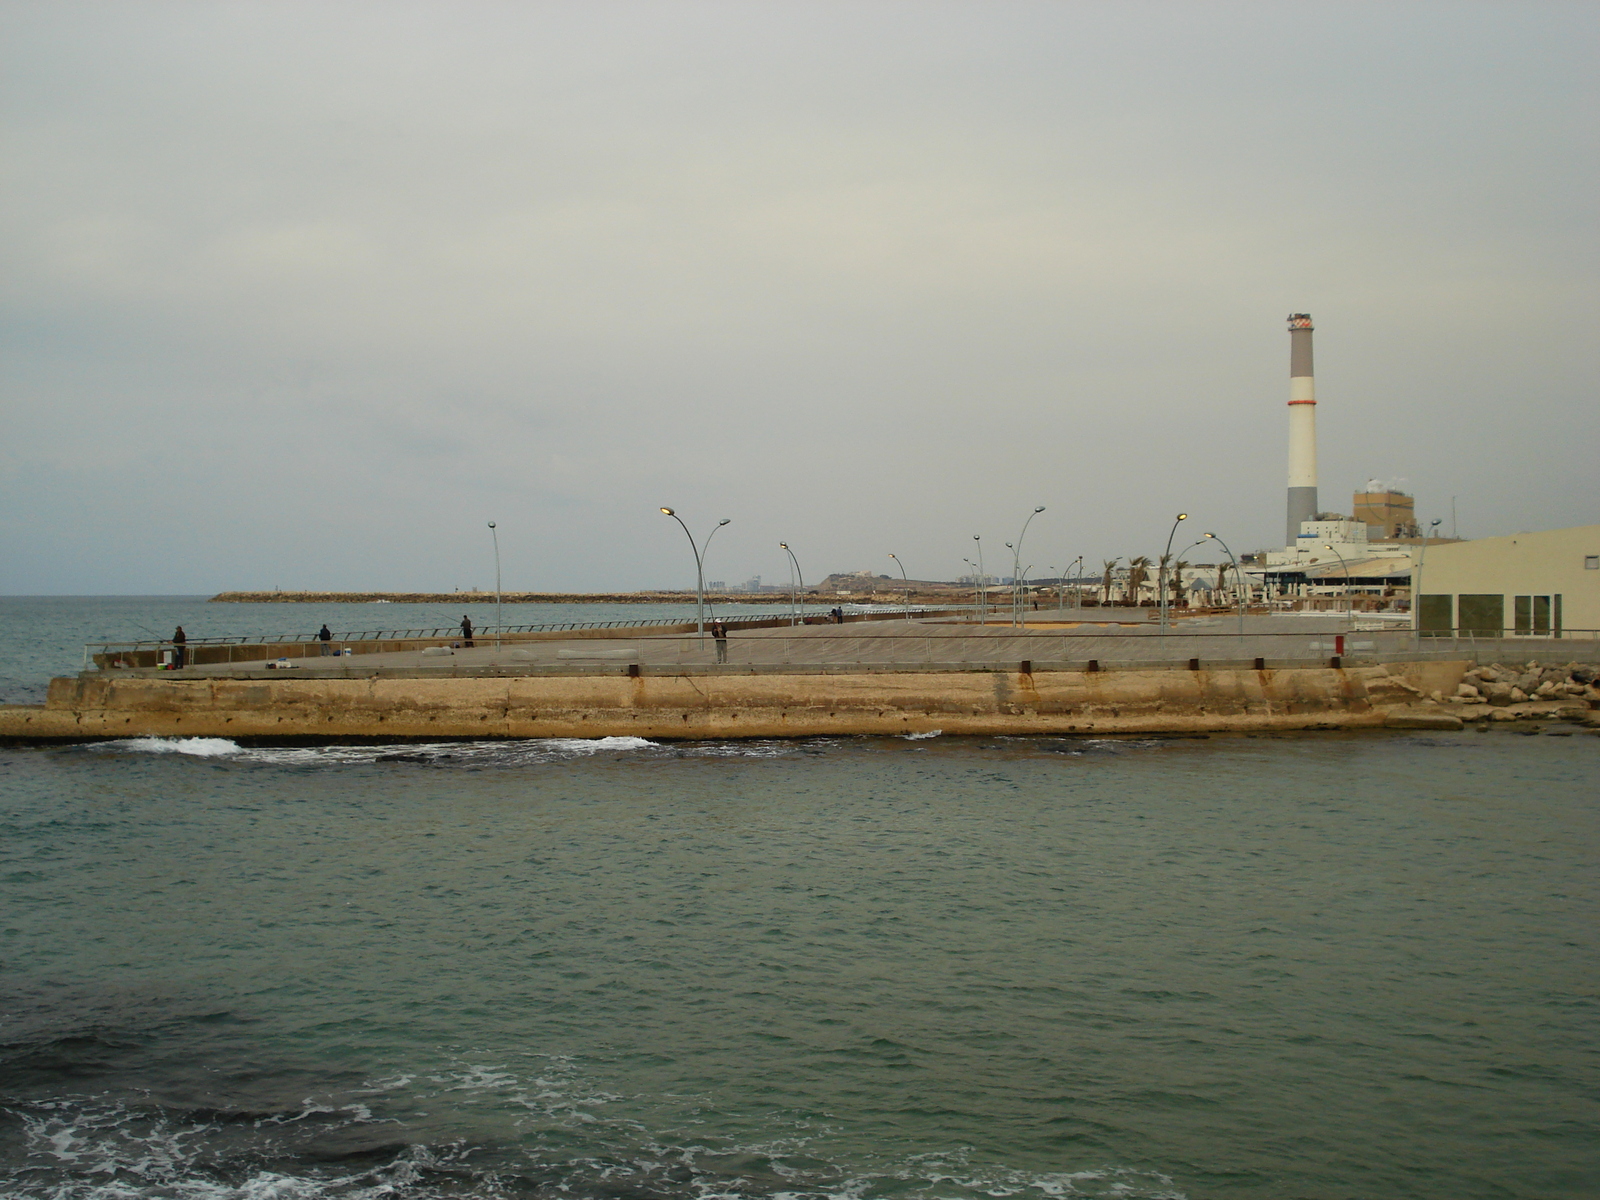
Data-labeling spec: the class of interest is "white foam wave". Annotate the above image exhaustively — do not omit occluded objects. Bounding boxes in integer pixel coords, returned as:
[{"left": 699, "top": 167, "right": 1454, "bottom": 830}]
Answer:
[
  {"left": 540, "top": 735, "right": 657, "bottom": 754},
  {"left": 106, "top": 736, "right": 665, "bottom": 769},
  {"left": 97, "top": 736, "right": 243, "bottom": 757},
  {"left": 6, "top": 1080, "right": 1186, "bottom": 1200},
  {"left": 901, "top": 729, "right": 943, "bottom": 740}
]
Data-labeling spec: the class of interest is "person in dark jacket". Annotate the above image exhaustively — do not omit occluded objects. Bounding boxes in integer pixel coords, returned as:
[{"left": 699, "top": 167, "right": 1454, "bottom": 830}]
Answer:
[
  {"left": 710, "top": 620, "right": 728, "bottom": 664},
  {"left": 171, "top": 626, "right": 187, "bottom": 669},
  {"left": 460, "top": 615, "right": 474, "bottom": 648},
  {"left": 318, "top": 624, "right": 333, "bottom": 655}
]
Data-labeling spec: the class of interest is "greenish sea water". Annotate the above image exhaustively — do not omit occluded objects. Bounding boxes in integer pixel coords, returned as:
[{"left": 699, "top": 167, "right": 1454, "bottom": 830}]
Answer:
[{"left": 1, "top": 599, "right": 1596, "bottom": 1199}]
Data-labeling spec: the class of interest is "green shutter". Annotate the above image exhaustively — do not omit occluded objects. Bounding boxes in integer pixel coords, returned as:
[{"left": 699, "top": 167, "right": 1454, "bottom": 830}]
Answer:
[
  {"left": 1533, "top": 595, "right": 1551, "bottom": 635},
  {"left": 1515, "top": 595, "right": 1531, "bottom": 634},
  {"left": 1419, "top": 594, "right": 1453, "bottom": 635},
  {"left": 1459, "top": 595, "right": 1505, "bottom": 637}
]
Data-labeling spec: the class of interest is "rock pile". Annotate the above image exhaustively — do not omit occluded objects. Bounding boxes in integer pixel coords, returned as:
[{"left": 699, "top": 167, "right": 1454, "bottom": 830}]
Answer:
[{"left": 1442, "top": 661, "right": 1599, "bottom": 722}]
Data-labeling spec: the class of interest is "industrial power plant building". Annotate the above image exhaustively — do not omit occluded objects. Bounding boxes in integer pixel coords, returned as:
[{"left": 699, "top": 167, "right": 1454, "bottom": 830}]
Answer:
[{"left": 1416, "top": 525, "right": 1600, "bottom": 637}]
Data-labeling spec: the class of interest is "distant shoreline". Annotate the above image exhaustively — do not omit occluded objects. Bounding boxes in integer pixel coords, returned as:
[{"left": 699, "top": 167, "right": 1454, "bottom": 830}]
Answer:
[{"left": 210, "top": 590, "right": 817, "bottom": 605}]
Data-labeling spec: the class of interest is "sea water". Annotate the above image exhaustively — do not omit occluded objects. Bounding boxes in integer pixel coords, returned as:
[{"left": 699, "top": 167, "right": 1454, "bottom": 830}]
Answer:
[{"left": 1, "top": 598, "right": 1596, "bottom": 1199}]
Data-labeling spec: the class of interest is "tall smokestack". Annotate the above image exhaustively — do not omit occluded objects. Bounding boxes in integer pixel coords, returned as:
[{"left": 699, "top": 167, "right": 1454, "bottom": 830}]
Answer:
[{"left": 1286, "top": 313, "right": 1318, "bottom": 545}]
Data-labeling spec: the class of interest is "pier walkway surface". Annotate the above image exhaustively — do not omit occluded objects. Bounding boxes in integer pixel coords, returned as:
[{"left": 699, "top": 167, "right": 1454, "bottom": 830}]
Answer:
[{"left": 133, "top": 613, "right": 1498, "bottom": 678}]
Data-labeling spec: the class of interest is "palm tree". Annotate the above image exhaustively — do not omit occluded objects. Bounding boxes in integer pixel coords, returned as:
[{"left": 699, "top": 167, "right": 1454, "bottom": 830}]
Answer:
[
  {"left": 1216, "top": 561, "right": 1230, "bottom": 591},
  {"left": 1171, "top": 560, "right": 1189, "bottom": 609},
  {"left": 1125, "top": 555, "right": 1151, "bottom": 606},
  {"left": 1100, "top": 558, "right": 1120, "bottom": 605}
]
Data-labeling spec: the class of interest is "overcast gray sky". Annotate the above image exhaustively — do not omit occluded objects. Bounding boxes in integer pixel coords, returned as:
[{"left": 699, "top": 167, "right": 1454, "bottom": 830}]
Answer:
[{"left": 2, "top": 1, "right": 1595, "bottom": 595}]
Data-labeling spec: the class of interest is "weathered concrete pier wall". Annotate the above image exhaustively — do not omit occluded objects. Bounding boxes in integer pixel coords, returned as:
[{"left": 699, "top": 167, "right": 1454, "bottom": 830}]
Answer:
[{"left": 0, "top": 660, "right": 1481, "bottom": 742}]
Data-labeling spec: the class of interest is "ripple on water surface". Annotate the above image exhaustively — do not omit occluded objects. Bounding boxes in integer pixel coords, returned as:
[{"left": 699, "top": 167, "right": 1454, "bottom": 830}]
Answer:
[{"left": 2, "top": 729, "right": 1595, "bottom": 1200}]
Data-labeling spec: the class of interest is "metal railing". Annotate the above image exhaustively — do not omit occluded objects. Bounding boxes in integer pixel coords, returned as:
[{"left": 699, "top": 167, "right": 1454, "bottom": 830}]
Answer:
[
  {"left": 83, "top": 605, "right": 969, "bottom": 669},
  {"left": 86, "top": 627, "right": 1599, "bottom": 677}
]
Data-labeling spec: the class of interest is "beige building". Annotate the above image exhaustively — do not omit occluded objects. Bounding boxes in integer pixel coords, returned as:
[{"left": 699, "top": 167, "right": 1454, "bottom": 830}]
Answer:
[
  {"left": 1354, "top": 488, "right": 1418, "bottom": 539},
  {"left": 1415, "top": 524, "right": 1600, "bottom": 637}
]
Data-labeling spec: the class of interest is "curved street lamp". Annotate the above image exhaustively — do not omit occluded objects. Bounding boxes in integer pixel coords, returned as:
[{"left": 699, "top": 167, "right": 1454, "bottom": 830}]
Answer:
[
  {"left": 483, "top": 518, "right": 502, "bottom": 649},
  {"left": 972, "top": 536, "right": 987, "bottom": 625},
  {"left": 888, "top": 553, "right": 911, "bottom": 619},
  {"left": 1203, "top": 532, "right": 1246, "bottom": 636},
  {"left": 660, "top": 507, "right": 729, "bottom": 638},
  {"left": 1413, "top": 517, "right": 1443, "bottom": 645},
  {"left": 1322, "top": 543, "right": 1353, "bottom": 629},
  {"left": 1009, "top": 506, "right": 1046, "bottom": 626},
  {"left": 486, "top": 521, "right": 502, "bottom": 649},
  {"left": 780, "top": 542, "right": 805, "bottom": 626},
  {"left": 1158, "top": 513, "right": 1188, "bottom": 630}
]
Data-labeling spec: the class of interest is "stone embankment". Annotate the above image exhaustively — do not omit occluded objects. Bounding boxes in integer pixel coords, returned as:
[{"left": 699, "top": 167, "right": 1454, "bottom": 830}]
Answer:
[
  {"left": 1438, "top": 660, "right": 1600, "bottom": 724},
  {"left": 5, "top": 659, "right": 1585, "bottom": 743}
]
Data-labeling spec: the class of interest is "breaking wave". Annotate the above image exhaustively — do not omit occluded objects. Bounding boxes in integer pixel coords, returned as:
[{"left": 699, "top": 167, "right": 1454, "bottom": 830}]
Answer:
[
  {"left": 92, "top": 736, "right": 244, "bottom": 757},
  {"left": 1, "top": 1074, "right": 1187, "bottom": 1200}
]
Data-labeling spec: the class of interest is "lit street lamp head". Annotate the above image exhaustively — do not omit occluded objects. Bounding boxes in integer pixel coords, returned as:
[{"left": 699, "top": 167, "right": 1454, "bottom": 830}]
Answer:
[{"left": 660, "top": 507, "right": 675, "bottom": 516}]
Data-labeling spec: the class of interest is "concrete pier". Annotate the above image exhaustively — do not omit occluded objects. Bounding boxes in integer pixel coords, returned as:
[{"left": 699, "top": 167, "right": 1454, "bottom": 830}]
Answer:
[
  {"left": 2, "top": 658, "right": 1474, "bottom": 742},
  {"left": 11, "top": 617, "right": 1593, "bottom": 745}
]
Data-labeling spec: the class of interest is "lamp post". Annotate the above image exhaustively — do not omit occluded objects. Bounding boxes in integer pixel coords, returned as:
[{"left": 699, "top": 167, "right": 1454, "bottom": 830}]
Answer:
[
  {"left": 1322, "top": 543, "right": 1352, "bottom": 629},
  {"left": 779, "top": 543, "right": 797, "bottom": 624},
  {"left": 1059, "top": 554, "right": 1082, "bottom": 614},
  {"left": 1158, "top": 513, "right": 1188, "bottom": 630},
  {"left": 1203, "top": 533, "right": 1246, "bottom": 636},
  {"left": 780, "top": 542, "right": 805, "bottom": 626},
  {"left": 660, "top": 507, "right": 729, "bottom": 638},
  {"left": 486, "top": 521, "right": 502, "bottom": 649},
  {"left": 972, "top": 536, "right": 987, "bottom": 625},
  {"left": 888, "top": 553, "right": 911, "bottom": 619},
  {"left": 1009, "top": 506, "right": 1046, "bottom": 626},
  {"left": 1412, "top": 517, "right": 1443, "bottom": 645}
]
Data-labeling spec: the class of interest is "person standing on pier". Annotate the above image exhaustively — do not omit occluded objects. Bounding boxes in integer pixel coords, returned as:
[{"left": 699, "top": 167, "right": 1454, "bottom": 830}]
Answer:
[
  {"left": 318, "top": 624, "right": 333, "bottom": 656},
  {"left": 171, "top": 626, "right": 186, "bottom": 669},
  {"left": 460, "top": 615, "right": 474, "bottom": 648},
  {"left": 711, "top": 620, "right": 728, "bottom": 664}
]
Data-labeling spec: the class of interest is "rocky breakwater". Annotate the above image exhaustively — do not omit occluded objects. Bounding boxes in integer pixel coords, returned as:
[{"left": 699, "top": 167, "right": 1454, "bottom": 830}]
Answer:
[{"left": 1440, "top": 660, "right": 1600, "bottom": 726}]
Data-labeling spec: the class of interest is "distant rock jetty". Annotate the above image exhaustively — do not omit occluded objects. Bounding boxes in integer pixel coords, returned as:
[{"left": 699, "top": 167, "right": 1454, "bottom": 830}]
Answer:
[{"left": 210, "top": 591, "right": 799, "bottom": 605}]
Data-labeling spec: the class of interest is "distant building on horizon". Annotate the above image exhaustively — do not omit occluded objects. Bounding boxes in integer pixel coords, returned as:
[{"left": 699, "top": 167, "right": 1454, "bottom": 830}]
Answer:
[{"left": 1354, "top": 486, "right": 1420, "bottom": 540}]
